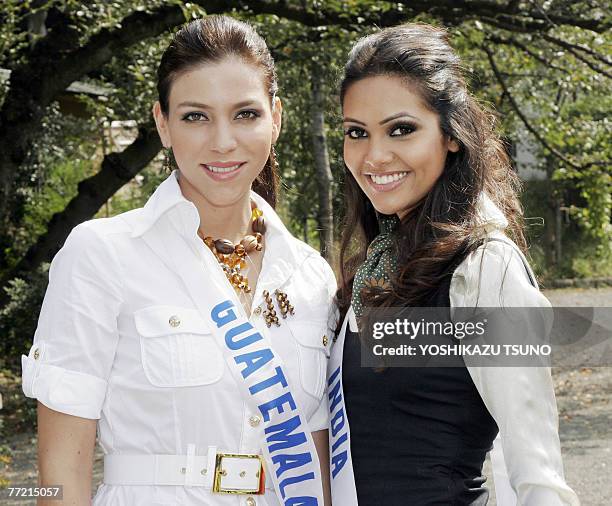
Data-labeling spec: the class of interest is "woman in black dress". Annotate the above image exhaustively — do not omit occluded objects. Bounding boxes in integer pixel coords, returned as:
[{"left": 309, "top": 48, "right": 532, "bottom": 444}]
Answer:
[{"left": 331, "top": 23, "right": 579, "bottom": 505}]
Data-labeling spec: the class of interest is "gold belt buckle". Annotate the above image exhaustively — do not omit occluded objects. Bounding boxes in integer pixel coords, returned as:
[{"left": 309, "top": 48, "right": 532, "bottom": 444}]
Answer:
[{"left": 212, "top": 452, "right": 266, "bottom": 495}]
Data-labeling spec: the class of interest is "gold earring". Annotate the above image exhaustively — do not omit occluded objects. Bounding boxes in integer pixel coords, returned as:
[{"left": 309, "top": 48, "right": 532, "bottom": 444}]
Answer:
[{"left": 163, "top": 147, "right": 175, "bottom": 173}]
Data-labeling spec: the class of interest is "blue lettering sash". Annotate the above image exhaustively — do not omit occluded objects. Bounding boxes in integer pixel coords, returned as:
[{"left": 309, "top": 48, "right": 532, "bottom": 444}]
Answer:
[
  {"left": 142, "top": 216, "right": 324, "bottom": 505},
  {"left": 327, "top": 306, "right": 358, "bottom": 505}
]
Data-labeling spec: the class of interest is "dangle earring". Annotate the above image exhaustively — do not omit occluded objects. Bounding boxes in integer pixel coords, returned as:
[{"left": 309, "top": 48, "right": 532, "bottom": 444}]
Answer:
[
  {"left": 262, "top": 290, "right": 280, "bottom": 327},
  {"left": 163, "top": 147, "right": 175, "bottom": 173},
  {"left": 274, "top": 289, "right": 295, "bottom": 319}
]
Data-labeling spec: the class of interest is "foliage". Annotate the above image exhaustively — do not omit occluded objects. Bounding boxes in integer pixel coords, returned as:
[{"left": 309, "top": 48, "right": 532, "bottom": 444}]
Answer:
[
  {"left": 456, "top": 21, "right": 611, "bottom": 245},
  {"left": 0, "top": 264, "right": 49, "bottom": 371},
  {"left": 522, "top": 180, "right": 612, "bottom": 280},
  {"left": 0, "top": 367, "right": 38, "bottom": 438},
  {"left": 6, "top": 105, "right": 100, "bottom": 266}
]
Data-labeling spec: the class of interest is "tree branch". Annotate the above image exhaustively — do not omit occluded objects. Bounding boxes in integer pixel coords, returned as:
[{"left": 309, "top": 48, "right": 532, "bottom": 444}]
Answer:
[
  {"left": 397, "top": 0, "right": 609, "bottom": 32},
  {"left": 543, "top": 33, "right": 612, "bottom": 78},
  {"left": 483, "top": 45, "right": 583, "bottom": 171},
  {"left": 0, "top": 122, "right": 161, "bottom": 307},
  {"left": 544, "top": 34, "right": 612, "bottom": 66},
  {"left": 486, "top": 33, "right": 571, "bottom": 74}
]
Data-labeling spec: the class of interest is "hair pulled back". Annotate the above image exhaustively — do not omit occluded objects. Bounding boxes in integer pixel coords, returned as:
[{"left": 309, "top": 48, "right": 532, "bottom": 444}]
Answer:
[{"left": 156, "top": 15, "right": 279, "bottom": 207}]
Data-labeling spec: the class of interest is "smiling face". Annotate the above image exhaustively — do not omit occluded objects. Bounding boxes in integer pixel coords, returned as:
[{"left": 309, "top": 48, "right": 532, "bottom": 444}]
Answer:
[
  {"left": 343, "top": 75, "right": 459, "bottom": 218},
  {"left": 153, "top": 56, "right": 282, "bottom": 208}
]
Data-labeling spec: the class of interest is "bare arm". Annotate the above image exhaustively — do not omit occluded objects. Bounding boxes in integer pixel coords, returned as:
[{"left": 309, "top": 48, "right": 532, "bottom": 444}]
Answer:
[
  {"left": 37, "top": 401, "right": 97, "bottom": 505},
  {"left": 312, "top": 429, "right": 332, "bottom": 506}
]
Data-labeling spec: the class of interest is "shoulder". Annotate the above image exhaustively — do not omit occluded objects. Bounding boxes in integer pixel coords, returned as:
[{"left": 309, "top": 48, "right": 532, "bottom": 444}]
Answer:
[
  {"left": 76, "top": 208, "right": 143, "bottom": 239},
  {"left": 63, "top": 207, "right": 145, "bottom": 252},
  {"left": 291, "top": 237, "right": 337, "bottom": 291},
  {"left": 53, "top": 210, "right": 141, "bottom": 282},
  {"left": 450, "top": 232, "right": 549, "bottom": 308}
]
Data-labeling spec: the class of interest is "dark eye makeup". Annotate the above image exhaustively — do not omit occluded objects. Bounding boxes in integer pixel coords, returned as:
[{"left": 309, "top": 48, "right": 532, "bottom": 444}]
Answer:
[
  {"left": 182, "top": 112, "right": 208, "bottom": 122},
  {"left": 389, "top": 122, "right": 417, "bottom": 137},
  {"left": 344, "top": 126, "right": 367, "bottom": 139},
  {"left": 235, "top": 109, "right": 261, "bottom": 120},
  {"left": 343, "top": 121, "right": 418, "bottom": 139},
  {"left": 181, "top": 109, "right": 262, "bottom": 122}
]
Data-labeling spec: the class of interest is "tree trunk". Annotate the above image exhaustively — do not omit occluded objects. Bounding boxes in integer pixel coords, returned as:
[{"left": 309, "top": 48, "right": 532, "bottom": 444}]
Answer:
[
  {"left": 302, "top": 215, "right": 309, "bottom": 243},
  {"left": 309, "top": 62, "right": 334, "bottom": 261},
  {"left": 554, "top": 196, "right": 563, "bottom": 265},
  {"left": 544, "top": 158, "right": 557, "bottom": 266},
  {"left": 0, "top": 124, "right": 160, "bottom": 308}
]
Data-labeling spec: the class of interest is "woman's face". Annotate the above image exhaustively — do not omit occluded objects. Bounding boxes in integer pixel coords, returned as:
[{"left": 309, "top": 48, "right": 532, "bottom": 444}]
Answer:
[
  {"left": 153, "top": 56, "right": 281, "bottom": 208},
  {"left": 343, "top": 75, "right": 459, "bottom": 218}
]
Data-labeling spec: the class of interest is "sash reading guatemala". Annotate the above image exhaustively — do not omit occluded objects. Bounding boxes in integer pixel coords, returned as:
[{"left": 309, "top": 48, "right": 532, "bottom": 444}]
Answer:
[
  {"left": 211, "top": 299, "right": 324, "bottom": 505},
  {"left": 139, "top": 214, "right": 324, "bottom": 505}
]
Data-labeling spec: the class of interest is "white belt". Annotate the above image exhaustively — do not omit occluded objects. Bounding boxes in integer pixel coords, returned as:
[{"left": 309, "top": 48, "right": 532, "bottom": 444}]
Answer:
[{"left": 103, "top": 446, "right": 270, "bottom": 495}]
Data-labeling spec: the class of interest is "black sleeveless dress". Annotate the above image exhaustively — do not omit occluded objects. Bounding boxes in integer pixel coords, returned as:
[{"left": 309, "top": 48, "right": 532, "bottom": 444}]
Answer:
[{"left": 342, "top": 273, "right": 499, "bottom": 505}]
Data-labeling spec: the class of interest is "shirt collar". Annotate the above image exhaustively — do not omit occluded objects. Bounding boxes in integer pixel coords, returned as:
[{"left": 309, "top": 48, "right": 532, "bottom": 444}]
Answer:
[
  {"left": 130, "top": 170, "right": 195, "bottom": 238},
  {"left": 131, "top": 170, "right": 310, "bottom": 279}
]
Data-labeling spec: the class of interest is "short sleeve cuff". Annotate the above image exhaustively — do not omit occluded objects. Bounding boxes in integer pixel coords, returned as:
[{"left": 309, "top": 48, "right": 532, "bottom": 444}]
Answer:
[{"left": 21, "top": 343, "right": 108, "bottom": 419}]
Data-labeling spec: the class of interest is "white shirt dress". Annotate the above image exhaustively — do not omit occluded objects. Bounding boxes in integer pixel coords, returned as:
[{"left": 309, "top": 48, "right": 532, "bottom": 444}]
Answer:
[{"left": 21, "top": 171, "right": 336, "bottom": 506}]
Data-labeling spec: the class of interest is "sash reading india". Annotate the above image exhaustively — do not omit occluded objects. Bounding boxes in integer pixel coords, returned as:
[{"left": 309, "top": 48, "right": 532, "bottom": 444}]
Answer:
[
  {"left": 327, "top": 307, "right": 359, "bottom": 505},
  {"left": 210, "top": 299, "right": 324, "bottom": 505}
]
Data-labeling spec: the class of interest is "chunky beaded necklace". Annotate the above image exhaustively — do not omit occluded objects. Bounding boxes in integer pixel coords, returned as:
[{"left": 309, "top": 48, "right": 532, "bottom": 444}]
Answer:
[{"left": 197, "top": 204, "right": 266, "bottom": 294}]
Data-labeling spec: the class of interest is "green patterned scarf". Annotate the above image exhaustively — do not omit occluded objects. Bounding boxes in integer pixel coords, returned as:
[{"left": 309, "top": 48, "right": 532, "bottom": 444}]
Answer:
[{"left": 351, "top": 212, "right": 401, "bottom": 318}]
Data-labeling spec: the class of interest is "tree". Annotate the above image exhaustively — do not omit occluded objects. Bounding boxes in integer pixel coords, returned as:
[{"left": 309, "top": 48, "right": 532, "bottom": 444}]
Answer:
[{"left": 0, "top": 1, "right": 608, "bottom": 269}]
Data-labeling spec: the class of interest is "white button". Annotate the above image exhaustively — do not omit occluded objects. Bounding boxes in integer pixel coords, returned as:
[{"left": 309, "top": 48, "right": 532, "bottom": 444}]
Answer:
[
  {"left": 246, "top": 497, "right": 256, "bottom": 506},
  {"left": 169, "top": 315, "right": 181, "bottom": 327},
  {"left": 248, "top": 415, "right": 261, "bottom": 427},
  {"left": 253, "top": 307, "right": 262, "bottom": 316},
  {"left": 33, "top": 348, "right": 40, "bottom": 360}
]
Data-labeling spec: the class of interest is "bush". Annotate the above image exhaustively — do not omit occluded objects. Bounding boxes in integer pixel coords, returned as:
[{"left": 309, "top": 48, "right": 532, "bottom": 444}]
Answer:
[
  {"left": 0, "top": 264, "right": 49, "bottom": 372},
  {"left": 522, "top": 180, "right": 612, "bottom": 281},
  {"left": 0, "top": 368, "right": 37, "bottom": 437}
]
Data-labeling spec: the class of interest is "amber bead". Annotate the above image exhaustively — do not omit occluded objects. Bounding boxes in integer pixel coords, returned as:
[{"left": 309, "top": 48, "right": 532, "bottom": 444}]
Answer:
[{"left": 241, "top": 235, "right": 258, "bottom": 253}]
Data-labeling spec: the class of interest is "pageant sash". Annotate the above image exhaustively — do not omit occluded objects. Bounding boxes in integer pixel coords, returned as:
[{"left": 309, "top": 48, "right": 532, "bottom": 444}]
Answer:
[
  {"left": 141, "top": 216, "right": 324, "bottom": 505},
  {"left": 327, "top": 306, "right": 359, "bottom": 505}
]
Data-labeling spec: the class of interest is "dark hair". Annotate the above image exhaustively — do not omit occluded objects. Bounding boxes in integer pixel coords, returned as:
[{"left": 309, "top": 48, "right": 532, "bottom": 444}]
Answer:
[
  {"left": 156, "top": 15, "right": 279, "bottom": 207},
  {"left": 338, "top": 23, "right": 526, "bottom": 317}
]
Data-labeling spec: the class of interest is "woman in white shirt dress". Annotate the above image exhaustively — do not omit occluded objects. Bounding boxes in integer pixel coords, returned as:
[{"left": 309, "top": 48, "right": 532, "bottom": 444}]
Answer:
[
  {"left": 327, "top": 23, "right": 579, "bottom": 505},
  {"left": 22, "top": 16, "right": 334, "bottom": 506}
]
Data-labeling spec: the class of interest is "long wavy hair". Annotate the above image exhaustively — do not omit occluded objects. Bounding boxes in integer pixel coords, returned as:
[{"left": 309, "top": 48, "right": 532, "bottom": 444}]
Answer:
[
  {"left": 156, "top": 15, "right": 279, "bottom": 207},
  {"left": 337, "top": 23, "right": 526, "bottom": 319}
]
